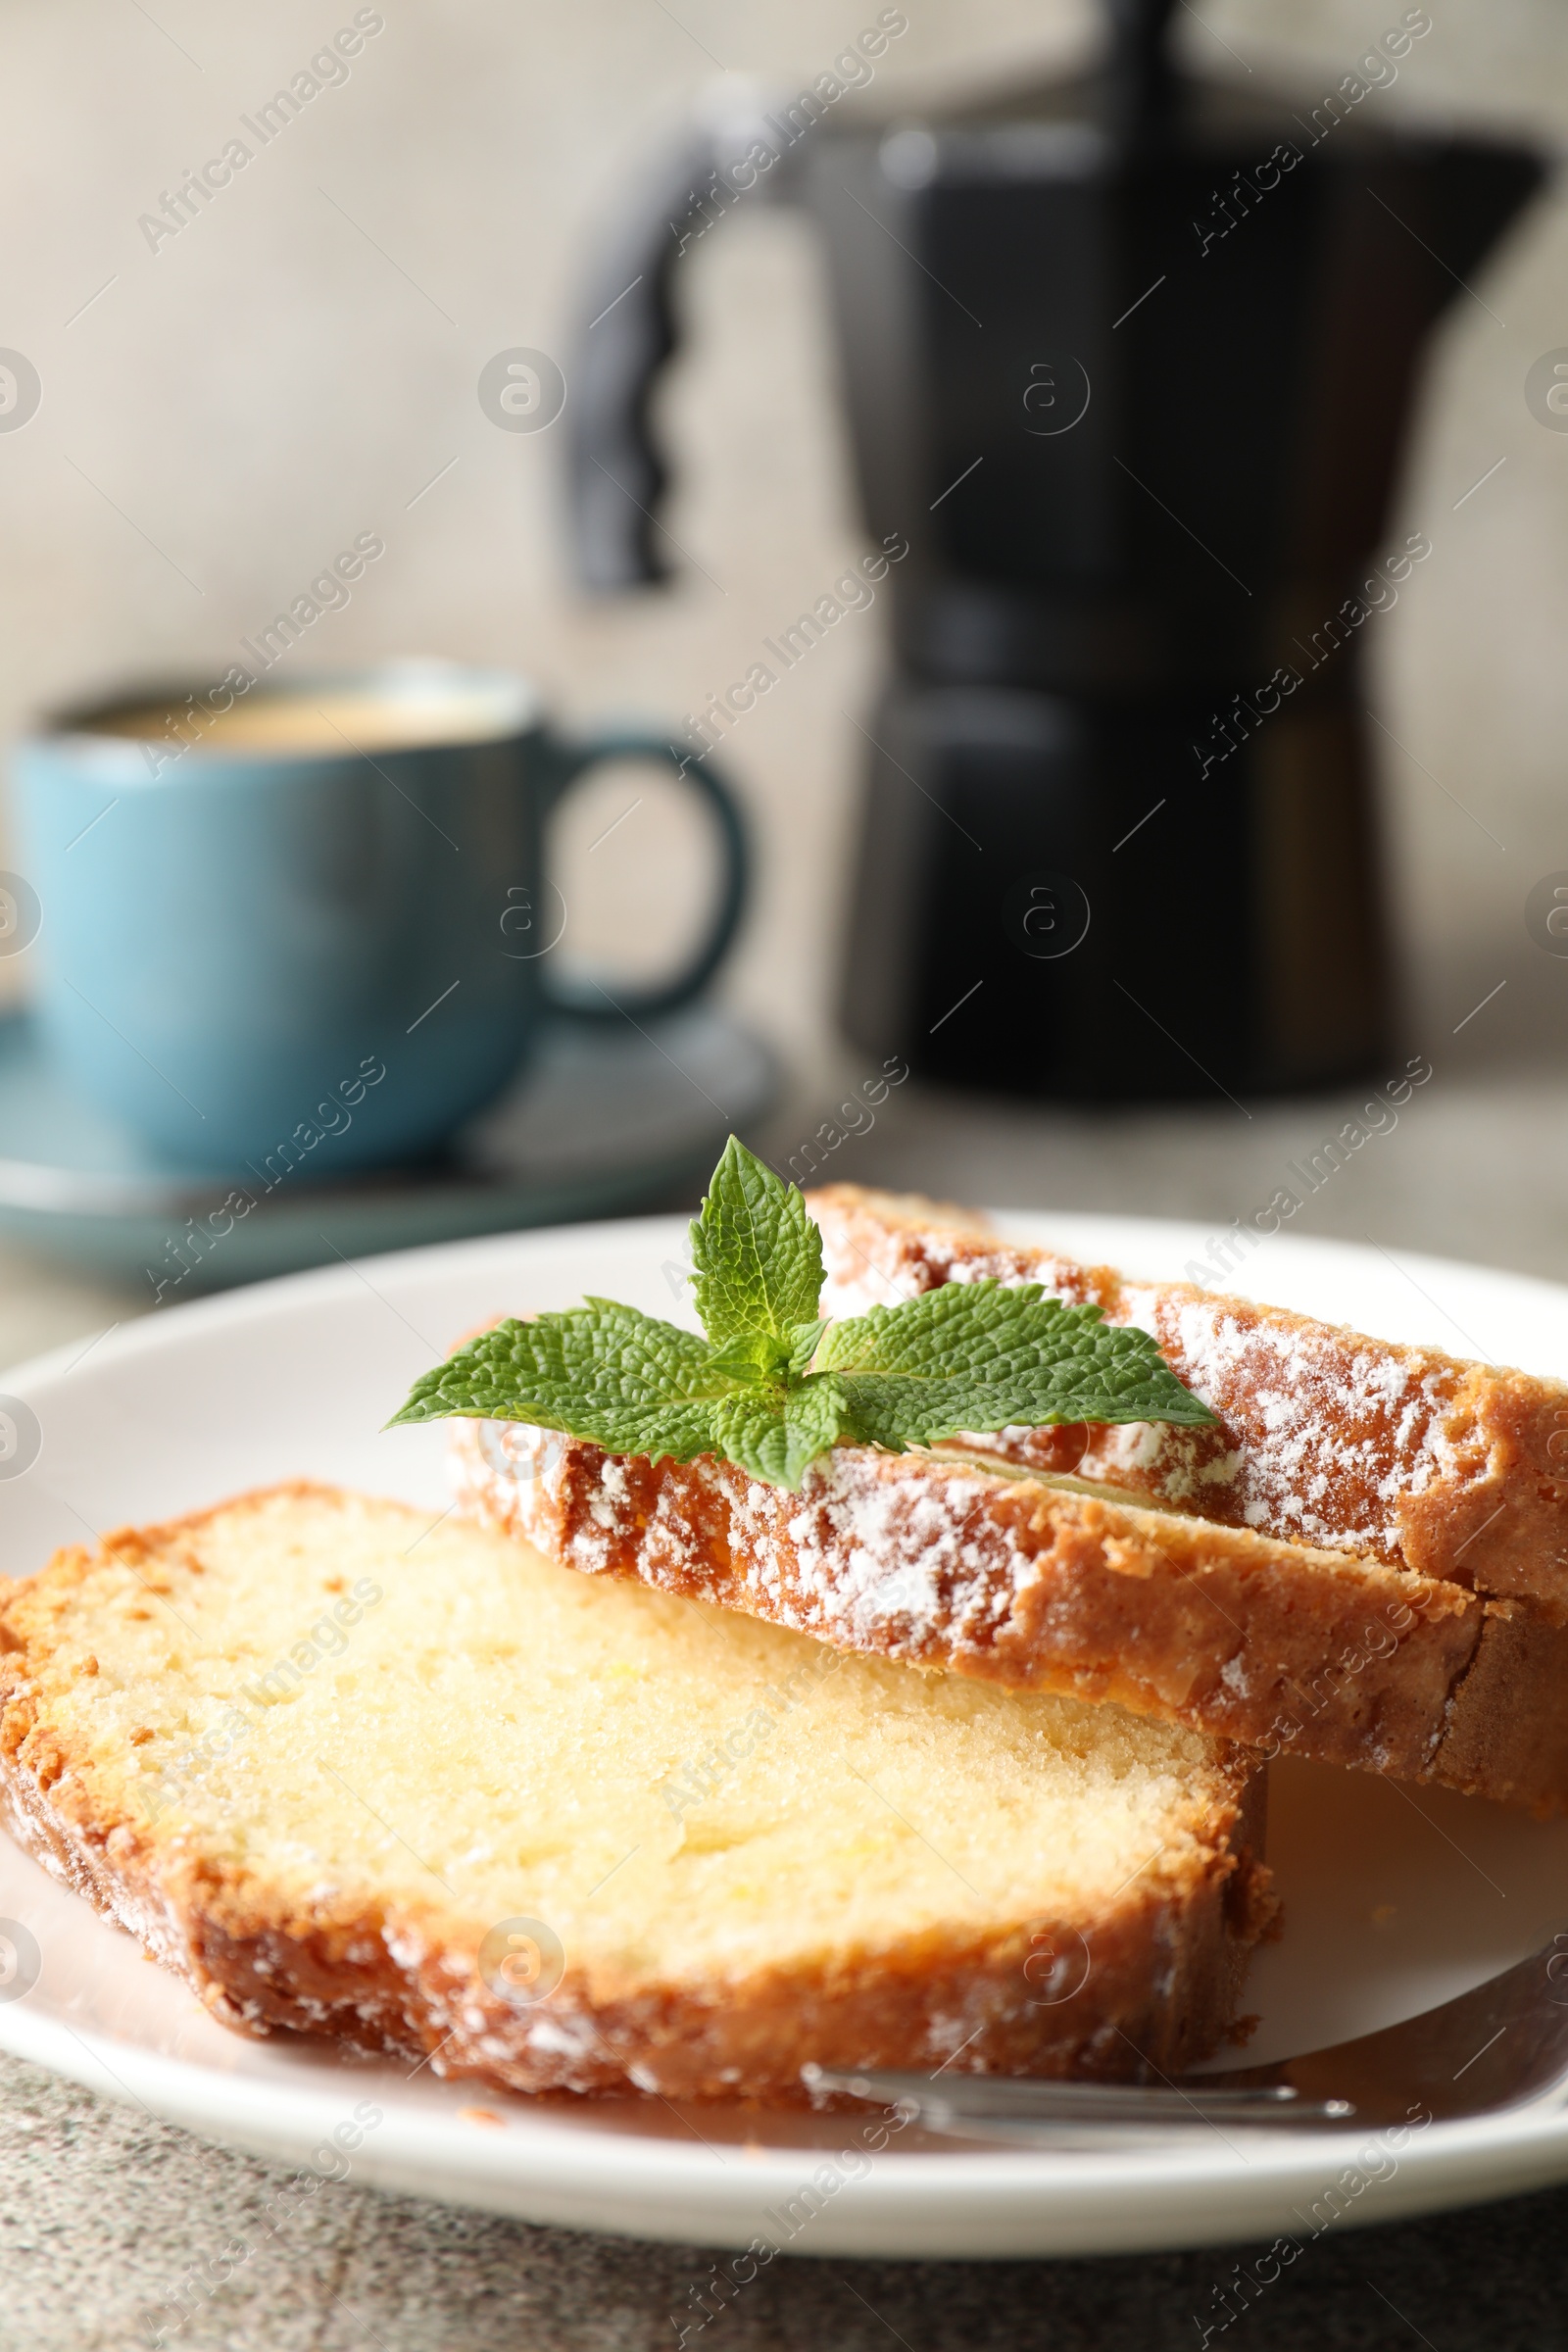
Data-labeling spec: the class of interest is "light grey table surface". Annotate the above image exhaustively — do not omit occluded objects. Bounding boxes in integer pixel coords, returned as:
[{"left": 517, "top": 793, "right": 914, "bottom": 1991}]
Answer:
[{"left": 3, "top": 1030, "right": 1568, "bottom": 2352}]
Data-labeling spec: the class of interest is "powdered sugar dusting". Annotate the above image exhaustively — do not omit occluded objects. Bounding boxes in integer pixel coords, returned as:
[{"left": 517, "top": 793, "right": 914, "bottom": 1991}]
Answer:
[
  {"left": 784, "top": 1462, "right": 1023, "bottom": 1655},
  {"left": 809, "top": 1189, "right": 1482, "bottom": 1570},
  {"left": 454, "top": 1417, "right": 1040, "bottom": 1667}
]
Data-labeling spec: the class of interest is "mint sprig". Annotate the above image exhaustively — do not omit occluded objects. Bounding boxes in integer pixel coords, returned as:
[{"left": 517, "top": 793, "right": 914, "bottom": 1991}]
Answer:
[
  {"left": 388, "top": 1137, "right": 1217, "bottom": 1487},
  {"left": 688, "top": 1125, "right": 824, "bottom": 1369}
]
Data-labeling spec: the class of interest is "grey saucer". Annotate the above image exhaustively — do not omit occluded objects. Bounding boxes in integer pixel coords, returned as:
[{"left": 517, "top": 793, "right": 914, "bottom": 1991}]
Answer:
[{"left": 0, "top": 1006, "right": 778, "bottom": 1296}]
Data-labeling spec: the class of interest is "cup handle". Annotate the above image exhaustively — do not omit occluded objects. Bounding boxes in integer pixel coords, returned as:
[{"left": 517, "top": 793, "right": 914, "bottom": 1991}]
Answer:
[{"left": 538, "top": 730, "right": 750, "bottom": 1023}]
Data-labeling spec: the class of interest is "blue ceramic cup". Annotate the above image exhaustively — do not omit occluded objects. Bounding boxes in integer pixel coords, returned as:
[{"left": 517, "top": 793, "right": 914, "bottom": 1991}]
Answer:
[{"left": 10, "top": 662, "right": 748, "bottom": 1174}]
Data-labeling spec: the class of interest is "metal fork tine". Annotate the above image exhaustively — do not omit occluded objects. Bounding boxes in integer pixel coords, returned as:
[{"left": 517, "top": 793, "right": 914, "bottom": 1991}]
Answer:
[
  {"left": 808, "top": 1934, "right": 1568, "bottom": 2137},
  {"left": 808, "top": 2067, "right": 1297, "bottom": 2109},
  {"left": 846, "top": 2070, "right": 1295, "bottom": 2104},
  {"left": 803, "top": 2065, "right": 1354, "bottom": 2128}
]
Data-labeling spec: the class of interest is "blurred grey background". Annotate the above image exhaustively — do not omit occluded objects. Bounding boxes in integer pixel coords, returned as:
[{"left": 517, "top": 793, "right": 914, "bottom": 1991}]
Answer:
[{"left": 2, "top": 0, "right": 1568, "bottom": 1361}]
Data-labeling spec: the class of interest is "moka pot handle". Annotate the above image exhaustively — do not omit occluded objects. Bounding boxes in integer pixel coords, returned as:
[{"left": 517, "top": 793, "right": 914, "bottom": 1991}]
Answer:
[{"left": 565, "top": 85, "right": 805, "bottom": 593}]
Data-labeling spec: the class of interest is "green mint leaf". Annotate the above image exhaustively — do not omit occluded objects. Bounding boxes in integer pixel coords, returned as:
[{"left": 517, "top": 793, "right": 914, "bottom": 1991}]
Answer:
[
  {"left": 689, "top": 1135, "right": 823, "bottom": 1348},
  {"left": 710, "top": 1378, "right": 855, "bottom": 1487},
  {"left": 385, "top": 1144, "right": 1217, "bottom": 1493},
  {"left": 386, "top": 1299, "right": 742, "bottom": 1463},
  {"left": 787, "top": 1320, "right": 829, "bottom": 1377},
  {"left": 814, "top": 1281, "right": 1218, "bottom": 1449},
  {"left": 706, "top": 1331, "right": 791, "bottom": 1387}
]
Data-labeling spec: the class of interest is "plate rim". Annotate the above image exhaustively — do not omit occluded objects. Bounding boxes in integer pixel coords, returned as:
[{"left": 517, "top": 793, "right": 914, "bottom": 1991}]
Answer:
[{"left": 5, "top": 1206, "right": 1568, "bottom": 2255}]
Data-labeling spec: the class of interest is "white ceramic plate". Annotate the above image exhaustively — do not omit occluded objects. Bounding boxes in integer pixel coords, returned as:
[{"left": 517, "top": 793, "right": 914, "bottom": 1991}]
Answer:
[{"left": 2, "top": 1210, "right": 1568, "bottom": 2259}]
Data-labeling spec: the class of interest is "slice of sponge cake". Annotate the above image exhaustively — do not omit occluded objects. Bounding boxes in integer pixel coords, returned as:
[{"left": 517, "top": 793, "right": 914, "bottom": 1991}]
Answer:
[
  {"left": 0, "top": 1483, "right": 1275, "bottom": 2099},
  {"left": 808, "top": 1182, "right": 1568, "bottom": 1613}
]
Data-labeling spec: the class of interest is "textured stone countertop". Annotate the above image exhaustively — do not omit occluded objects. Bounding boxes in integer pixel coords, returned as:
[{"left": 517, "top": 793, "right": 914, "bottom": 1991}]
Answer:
[{"left": 4, "top": 1038, "right": 1568, "bottom": 2351}]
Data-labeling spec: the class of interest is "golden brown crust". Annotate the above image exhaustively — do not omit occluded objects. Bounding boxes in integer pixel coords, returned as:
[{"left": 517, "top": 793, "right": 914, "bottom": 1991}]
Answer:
[
  {"left": 448, "top": 1423, "right": 1568, "bottom": 1806},
  {"left": 1427, "top": 1608, "right": 1568, "bottom": 1815},
  {"left": 809, "top": 1184, "right": 1568, "bottom": 1616},
  {"left": 0, "top": 1484, "right": 1276, "bottom": 2098}
]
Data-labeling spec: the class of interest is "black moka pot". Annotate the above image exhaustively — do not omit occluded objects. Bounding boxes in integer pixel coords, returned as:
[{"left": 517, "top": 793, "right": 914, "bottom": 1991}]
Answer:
[{"left": 566, "top": 0, "right": 1543, "bottom": 1101}]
